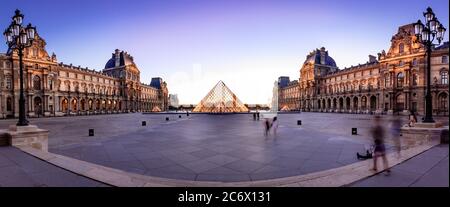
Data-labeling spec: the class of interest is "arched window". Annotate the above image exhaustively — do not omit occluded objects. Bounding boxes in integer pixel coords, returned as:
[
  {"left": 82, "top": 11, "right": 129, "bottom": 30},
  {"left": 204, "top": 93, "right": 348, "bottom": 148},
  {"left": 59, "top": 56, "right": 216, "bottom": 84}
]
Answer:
[
  {"left": 399, "top": 43, "right": 404, "bottom": 53},
  {"left": 361, "top": 96, "right": 367, "bottom": 110},
  {"left": 441, "top": 71, "right": 448, "bottom": 85},
  {"left": 48, "top": 79, "right": 53, "bottom": 90},
  {"left": 88, "top": 99, "right": 93, "bottom": 110},
  {"left": 33, "top": 76, "right": 41, "bottom": 90},
  {"left": 397, "top": 72, "right": 404, "bottom": 88},
  {"left": 439, "top": 93, "right": 448, "bottom": 112}
]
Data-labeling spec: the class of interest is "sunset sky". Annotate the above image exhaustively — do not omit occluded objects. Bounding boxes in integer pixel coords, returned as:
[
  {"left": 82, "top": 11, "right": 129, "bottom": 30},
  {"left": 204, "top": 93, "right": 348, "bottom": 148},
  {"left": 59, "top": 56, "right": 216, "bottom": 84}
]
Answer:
[{"left": 1, "top": 0, "right": 448, "bottom": 104}]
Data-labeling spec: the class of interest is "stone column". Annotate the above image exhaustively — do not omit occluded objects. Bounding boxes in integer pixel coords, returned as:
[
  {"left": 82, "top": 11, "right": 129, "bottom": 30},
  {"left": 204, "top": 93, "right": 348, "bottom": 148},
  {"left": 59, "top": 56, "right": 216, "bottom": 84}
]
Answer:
[
  {"left": 77, "top": 96, "right": 80, "bottom": 115},
  {"left": 405, "top": 92, "right": 409, "bottom": 111},
  {"left": 358, "top": 97, "right": 362, "bottom": 113}
]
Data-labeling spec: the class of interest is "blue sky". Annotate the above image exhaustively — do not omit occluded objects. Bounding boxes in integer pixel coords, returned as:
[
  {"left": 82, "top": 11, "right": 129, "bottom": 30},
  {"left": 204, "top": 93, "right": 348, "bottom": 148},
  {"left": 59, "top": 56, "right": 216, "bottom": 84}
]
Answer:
[{"left": 1, "top": 0, "right": 448, "bottom": 104}]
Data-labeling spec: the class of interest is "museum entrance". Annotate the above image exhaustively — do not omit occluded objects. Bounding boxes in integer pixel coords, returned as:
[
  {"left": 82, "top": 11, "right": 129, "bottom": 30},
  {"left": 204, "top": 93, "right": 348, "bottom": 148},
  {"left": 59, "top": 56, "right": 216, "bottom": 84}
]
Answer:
[
  {"left": 370, "top": 96, "right": 376, "bottom": 112},
  {"left": 395, "top": 94, "right": 405, "bottom": 112},
  {"left": 34, "top": 97, "right": 42, "bottom": 117}
]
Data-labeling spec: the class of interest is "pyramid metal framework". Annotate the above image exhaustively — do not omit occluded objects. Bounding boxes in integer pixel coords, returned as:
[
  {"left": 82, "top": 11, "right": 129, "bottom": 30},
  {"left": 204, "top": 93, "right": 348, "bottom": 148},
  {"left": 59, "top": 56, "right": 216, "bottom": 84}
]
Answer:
[{"left": 193, "top": 81, "right": 249, "bottom": 113}]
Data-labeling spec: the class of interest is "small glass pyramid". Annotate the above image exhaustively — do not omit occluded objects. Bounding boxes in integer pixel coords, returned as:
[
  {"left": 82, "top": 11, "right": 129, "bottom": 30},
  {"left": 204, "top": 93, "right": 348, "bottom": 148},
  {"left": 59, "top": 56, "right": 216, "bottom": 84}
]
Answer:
[{"left": 193, "top": 81, "right": 249, "bottom": 113}]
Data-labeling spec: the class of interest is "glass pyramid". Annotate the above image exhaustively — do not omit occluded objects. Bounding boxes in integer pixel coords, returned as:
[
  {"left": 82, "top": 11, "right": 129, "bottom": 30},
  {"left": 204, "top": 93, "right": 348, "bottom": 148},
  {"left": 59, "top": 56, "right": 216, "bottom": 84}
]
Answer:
[{"left": 193, "top": 81, "right": 249, "bottom": 113}]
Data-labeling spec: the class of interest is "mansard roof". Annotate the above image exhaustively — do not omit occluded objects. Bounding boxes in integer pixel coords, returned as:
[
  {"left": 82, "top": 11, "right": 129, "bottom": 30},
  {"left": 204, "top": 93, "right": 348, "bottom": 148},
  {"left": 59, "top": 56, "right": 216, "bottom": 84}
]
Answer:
[
  {"left": 435, "top": 41, "right": 449, "bottom": 50},
  {"left": 304, "top": 47, "right": 337, "bottom": 68},
  {"left": 105, "top": 49, "right": 136, "bottom": 69}
]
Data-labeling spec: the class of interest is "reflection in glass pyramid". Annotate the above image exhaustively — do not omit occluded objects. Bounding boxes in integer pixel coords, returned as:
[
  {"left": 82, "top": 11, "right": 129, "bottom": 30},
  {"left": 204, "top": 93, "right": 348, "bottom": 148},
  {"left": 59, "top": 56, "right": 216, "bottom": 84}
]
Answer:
[{"left": 193, "top": 81, "right": 249, "bottom": 113}]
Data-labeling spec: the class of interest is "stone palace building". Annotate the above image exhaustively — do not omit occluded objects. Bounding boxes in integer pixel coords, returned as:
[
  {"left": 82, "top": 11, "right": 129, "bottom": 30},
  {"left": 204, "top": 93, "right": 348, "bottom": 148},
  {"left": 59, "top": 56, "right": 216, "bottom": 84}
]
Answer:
[
  {"left": 278, "top": 23, "right": 449, "bottom": 116},
  {"left": 0, "top": 31, "right": 168, "bottom": 118}
]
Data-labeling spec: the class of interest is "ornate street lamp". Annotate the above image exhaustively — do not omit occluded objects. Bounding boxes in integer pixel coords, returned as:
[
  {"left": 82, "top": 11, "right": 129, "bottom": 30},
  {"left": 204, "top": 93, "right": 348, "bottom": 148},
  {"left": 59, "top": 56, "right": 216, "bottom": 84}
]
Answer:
[
  {"left": 3, "top": 9, "right": 36, "bottom": 126},
  {"left": 413, "top": 7, "right": 446, "bottom": 123}
]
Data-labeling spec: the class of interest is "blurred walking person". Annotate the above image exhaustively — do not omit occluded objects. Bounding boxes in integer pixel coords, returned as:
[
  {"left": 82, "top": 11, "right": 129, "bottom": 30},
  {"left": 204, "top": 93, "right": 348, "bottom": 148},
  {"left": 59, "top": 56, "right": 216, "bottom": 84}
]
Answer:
[
  {"left": 263, "top": 118, "right": 271, "bottom": 137},
  {"left": 391, "top": 116, "right": 403, "bottom": 158},
  {"left": 272, "top": 116, "right": 279, "bottom": 137},
  {"left": 370, "top": 116, "right": 390, "bottom": 174}
]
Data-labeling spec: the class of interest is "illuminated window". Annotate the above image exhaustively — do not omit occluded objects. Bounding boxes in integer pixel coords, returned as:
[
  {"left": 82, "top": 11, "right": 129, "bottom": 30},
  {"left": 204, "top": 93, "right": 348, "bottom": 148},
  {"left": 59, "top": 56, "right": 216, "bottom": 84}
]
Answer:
[
  {"left": 5, "top": 77, "right": 12, "bottom": 89},
  {"left": 441, "top": 71, "right": 448, "bottom": 85}
]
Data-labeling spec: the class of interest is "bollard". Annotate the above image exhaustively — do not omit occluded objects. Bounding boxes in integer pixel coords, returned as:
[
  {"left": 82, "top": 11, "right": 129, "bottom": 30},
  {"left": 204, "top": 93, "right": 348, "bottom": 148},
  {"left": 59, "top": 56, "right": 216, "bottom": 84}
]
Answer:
[
  {"left": 187, "top": 112, "right": 189, "bottom": 116},
  {"left": 352, "top": 128, "right": 357, "bottom": 135},
  {"left": 441, "top": 129, "right": 449, "bottom": 144},
  {"left": 253, "top": 113, "right": 256, "bottom": 120},
  {"left": 179, "top": 115, "right": 182, "bottom": 118},
  {"left": 89, "top": 129, "right": 94, "bottom": 136},
  {"left": 142, "top": 121, "right": 146, "bottom": 126},
  {"left": 297, "top": 120, "right": 302, "bottom": 125},
  {"left": 166, "top": 117, "right": 169, "bottom": 121}
]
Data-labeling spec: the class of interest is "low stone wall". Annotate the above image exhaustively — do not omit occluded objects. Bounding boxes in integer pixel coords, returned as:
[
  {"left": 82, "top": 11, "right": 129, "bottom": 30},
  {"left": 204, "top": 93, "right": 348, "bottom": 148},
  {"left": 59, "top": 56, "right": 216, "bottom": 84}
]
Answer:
[
  {"left": 0, "top": 125, "right": 49, "bottom": 151},
  {"left": 401, "top": 124, "right": 448, "bottom": 147}
]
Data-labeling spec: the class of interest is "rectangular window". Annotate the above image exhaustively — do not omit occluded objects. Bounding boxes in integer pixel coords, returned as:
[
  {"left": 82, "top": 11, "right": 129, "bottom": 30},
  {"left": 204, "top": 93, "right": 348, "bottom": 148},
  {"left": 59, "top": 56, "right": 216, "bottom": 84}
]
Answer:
[
  {"left": 6, "top": 77, "right": 11, "bottom": 89},
  {"left": 442, "top": 56, "right": 448, "bottom": 64},
  {"left": 441, "top": 71, "right": 448, "bottom": 85}
]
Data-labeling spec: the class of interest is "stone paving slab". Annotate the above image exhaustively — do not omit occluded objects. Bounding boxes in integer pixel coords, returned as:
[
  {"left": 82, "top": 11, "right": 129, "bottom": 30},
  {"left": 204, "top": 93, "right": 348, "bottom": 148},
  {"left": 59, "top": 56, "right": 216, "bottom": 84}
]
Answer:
[
  {"left": 0, "top": 146, "right": 108, "bottom": 187},
  {"left": 18, "top": 140, "right": 439, "bottom": 187},
  {"left": 3, "top": 113, "right": 430, "bottom": 182},
  {"left": 350, "top": 144, "right": 449, "bottom": 187}
]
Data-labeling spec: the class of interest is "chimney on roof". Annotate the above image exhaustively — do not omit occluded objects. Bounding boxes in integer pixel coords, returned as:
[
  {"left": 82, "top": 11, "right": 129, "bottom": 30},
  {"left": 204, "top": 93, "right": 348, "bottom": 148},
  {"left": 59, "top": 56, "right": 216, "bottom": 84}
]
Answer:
[
  {"left": 369, "top": 55, "right": 377, "bottom": 63},
  {"left": 115, "top": 49, "right": 120, "bottom": 67}
]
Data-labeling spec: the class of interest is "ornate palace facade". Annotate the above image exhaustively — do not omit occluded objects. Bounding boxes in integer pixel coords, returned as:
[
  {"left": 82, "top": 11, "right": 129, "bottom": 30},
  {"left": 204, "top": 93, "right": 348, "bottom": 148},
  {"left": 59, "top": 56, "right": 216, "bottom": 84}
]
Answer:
[
  {"left": 278, "top": 24, "right": 449, "bottom": 116},
  {"left": 0, "top": 32, "right": 168, "bottom": 118}
]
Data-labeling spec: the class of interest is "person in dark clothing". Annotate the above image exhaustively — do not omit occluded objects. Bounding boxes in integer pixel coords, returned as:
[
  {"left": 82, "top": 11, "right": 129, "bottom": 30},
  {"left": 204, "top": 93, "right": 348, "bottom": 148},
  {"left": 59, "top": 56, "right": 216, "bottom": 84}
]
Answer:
[
  {"left": 272, "top": 116, "right": 278, "bottom": 136},
  {"left": 264, "top": 118, "right": 271, "bottom": 137},
  {"left": 371, "top": 116, "right": 390, "bottom": 174}
]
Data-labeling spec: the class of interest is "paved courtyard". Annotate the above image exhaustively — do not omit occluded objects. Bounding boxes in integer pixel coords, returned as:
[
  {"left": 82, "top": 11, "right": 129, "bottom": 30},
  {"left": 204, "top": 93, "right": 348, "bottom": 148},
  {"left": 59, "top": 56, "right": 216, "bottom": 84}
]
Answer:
[
  {"left": 0, "top": 146, "right": 108, "bottom": 187},
  {"left": 0, "top": 113, "right": 447, "bottom": 182},
  {"left": 350, "top": 144, "right": 449, "bottom": 187}
]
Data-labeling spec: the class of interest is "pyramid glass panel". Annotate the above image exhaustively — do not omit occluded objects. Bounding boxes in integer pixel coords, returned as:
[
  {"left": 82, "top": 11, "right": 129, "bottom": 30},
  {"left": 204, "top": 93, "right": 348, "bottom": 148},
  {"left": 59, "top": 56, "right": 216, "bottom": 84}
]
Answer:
[{"left": 193, "top": 81, "right": 249, "bottom": 113}]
